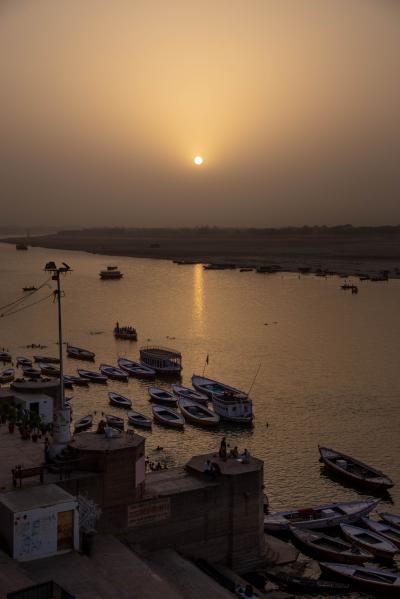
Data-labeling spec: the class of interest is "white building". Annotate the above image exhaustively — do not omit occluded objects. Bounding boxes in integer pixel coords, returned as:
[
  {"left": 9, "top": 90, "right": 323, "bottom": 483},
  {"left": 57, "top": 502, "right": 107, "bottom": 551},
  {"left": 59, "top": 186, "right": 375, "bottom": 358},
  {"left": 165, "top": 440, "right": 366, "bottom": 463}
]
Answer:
[
  {"left": 0, "top": 484, "right": 79, "bottom": 561},
  {"left": 13, "top": 393, "right": 53, "bottom": 424}
]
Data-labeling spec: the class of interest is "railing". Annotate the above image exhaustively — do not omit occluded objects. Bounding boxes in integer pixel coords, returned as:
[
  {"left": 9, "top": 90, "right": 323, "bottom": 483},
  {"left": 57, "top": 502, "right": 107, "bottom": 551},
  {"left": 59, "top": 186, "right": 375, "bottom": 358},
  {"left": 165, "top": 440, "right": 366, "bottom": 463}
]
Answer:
[
  {"left": 140, "top": 345, "right": 181, "bottom": 357},
  {"left": 7, "top": 581, "right": 75, "bottom": 599}
]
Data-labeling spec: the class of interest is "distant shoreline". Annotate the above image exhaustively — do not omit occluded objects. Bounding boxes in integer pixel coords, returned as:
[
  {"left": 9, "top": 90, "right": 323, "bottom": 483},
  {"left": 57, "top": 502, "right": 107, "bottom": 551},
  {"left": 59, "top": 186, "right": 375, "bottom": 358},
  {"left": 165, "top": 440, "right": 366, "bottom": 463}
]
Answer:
[{"left": 4, "top": 227, "right": 400, "bottom": 278}]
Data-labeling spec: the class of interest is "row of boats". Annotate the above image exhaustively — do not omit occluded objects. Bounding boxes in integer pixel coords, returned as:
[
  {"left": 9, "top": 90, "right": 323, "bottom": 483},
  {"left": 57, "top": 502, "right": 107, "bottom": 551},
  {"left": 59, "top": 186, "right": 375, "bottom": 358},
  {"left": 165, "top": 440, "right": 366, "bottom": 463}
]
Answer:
[{"left": 264, "top": 446, "right": 399, "bottom": 594}]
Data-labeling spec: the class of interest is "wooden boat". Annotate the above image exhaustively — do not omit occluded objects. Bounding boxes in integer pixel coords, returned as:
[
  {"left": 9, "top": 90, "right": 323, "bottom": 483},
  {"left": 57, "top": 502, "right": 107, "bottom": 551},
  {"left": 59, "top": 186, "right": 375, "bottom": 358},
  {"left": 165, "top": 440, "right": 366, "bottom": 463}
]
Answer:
[
  {"left": 265, "top": 569, "right": 350, "bottom": 594},
  {"left": 289, "top": 526, "right": 373, "bottom": 564},
  {"left": 22, "top": 286, "right": 37, "bottom": 292},
  {"left": 114, "top": 325, "right": 137, "bottom": 341},
  {"left": 67, "top": 345, "right": 95, "bottom": 361},
  {"left": 99, "top": 364, "right": 128, "bottom": 381},
  {"left": 340, "top": 523, "right": 398, "bottom": 559},
  {"left": 63, "top": 375, "right": 89, "bottom": 387},
  {"left": 16, "top": 357, "right": 32, "bottom": 368},
  {"left": 172, "top": 384, "right": 208, "bottom": 405},
  {"left": 152, "top": 405, "right": 184, "bottom": 429},
  {"left": 192, "top": 375, "right": 253, "bottom": 424},
  {"left": 108, "top": 391, "right": 132, "bottom": 409},
  {"left": 362, "top": 518, "right": 400, "bottom": 548},
  {"left": 140, "top": 346, "right": 182, "bottom": 375},
  {"left": 118, "top": 358, "right": 156, "bottom": 378},
  {"left": 379, "top": 512, "right": 400, "bottom": 530},
  {"left": 33, "top": 355, "right": 60, "bottom": 364},
  {"left": 105, "top": 414, "right": 124, "bottom": 429},
  {"left": 38, "top": 363, "right": 60, "bottom": 377},
  {"left": 264, "top": 498, "right": 380, "bottom": 532},
  {"left": 62, "top": 377, "right": 74, "bottom": 389},
  {"left": 22, "top": 367, "right": 41, "bottom": 379},
  {"left": 178, "top": 397, "right": 219, "bottom": 427},
  {"left": 74, "top": 414, "right": 93, "bottom": 432},
  {"left": 0, "top": 352, "right": 12, "bottom": 363},
  {"left": 100, "top": 267, "right": 123, "bottom": 279},
  {"left": 0, "top": 368, "right": 15, "bottom": 384},
  {"left": 319, "top": 446, "right": 394, "bottom": 491},
  {"left": 77, "top": 369, "right": 107, "bottom": 384},
  {"left": 127, "top": 409, "right": 152, "bottom": 429},
  {"left": 148, "top": 386, "right": 177, "bottom": 406},
  {"left": 320, "top": 562, "right": 400, "bottom": 594}
]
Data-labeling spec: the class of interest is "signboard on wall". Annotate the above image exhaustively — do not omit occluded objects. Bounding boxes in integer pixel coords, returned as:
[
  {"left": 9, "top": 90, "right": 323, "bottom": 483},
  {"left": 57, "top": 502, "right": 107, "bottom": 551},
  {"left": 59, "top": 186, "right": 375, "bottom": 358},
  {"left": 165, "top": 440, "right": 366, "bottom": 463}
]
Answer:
[{"left": 127, "top": 498, "right": 171, "bottom": 528}]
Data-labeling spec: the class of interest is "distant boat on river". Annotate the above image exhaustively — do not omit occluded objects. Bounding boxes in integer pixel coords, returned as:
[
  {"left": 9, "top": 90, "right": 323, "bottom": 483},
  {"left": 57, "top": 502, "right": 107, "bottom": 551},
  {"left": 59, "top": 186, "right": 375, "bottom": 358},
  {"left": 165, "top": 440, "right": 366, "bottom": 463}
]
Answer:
[
  {"left": 100, "top": 266, "right": 123, "bottom": 279},
  {"left": 67, "top": 345, "right": 95, "bottom": 361},
  {"left": 192, "top": 375, "right": 253, "bottom": 424}
]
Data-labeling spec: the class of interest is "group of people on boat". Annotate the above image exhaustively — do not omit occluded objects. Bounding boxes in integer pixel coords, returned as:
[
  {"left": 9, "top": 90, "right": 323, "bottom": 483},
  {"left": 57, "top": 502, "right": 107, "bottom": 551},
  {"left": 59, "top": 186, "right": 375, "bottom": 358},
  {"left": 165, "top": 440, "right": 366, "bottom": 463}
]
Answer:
[{"left": 114, "top": 322, "right": 136, "bottom": 335}]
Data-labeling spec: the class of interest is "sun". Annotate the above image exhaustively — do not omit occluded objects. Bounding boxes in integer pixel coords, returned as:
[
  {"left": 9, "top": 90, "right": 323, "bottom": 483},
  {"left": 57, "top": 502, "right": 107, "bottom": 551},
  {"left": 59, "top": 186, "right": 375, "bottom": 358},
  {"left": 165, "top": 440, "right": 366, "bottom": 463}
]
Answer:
[{"left": 193, "top": 155, "right": 204, "bottom": 166}]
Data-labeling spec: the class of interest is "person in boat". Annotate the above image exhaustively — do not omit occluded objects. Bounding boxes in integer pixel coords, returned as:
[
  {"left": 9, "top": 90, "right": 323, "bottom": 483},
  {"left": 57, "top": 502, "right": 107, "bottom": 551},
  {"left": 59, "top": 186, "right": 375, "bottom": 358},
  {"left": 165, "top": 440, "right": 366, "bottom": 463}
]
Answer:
[
  {"left": 230, "top": 446, "right": 239, "bottom": 458},
  {"left": 219, "top": 437, "right": 227, "bottom": 459}
]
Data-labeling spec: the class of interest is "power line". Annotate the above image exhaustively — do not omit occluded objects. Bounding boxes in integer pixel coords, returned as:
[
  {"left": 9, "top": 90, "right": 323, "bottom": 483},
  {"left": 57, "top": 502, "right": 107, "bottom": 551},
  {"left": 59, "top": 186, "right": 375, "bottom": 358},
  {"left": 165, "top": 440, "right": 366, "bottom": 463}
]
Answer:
[
  {"left": 0, "top": 276, "right": 52, "bottom": 312},
  {"left": 0, "top": 291, "right": 54, "bottom": 319}
]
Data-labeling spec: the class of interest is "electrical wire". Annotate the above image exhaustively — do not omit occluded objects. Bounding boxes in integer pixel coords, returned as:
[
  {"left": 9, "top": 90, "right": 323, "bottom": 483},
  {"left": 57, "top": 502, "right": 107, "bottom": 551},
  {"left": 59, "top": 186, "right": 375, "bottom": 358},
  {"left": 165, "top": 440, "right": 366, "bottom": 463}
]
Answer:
[
  {"left": 0, "top": 276, "right": 52, "bottom": 312},
  {"left": 0, "top": 291, "right": 55, "bottom": 319}
]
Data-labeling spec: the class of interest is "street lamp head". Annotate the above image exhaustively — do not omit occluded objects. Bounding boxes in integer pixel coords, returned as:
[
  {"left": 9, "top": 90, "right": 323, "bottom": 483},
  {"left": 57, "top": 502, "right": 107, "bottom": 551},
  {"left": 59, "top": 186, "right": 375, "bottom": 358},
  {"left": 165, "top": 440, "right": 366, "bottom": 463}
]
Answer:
[{"left": 44, "top": 261, "right": 57, "bottom": 271}]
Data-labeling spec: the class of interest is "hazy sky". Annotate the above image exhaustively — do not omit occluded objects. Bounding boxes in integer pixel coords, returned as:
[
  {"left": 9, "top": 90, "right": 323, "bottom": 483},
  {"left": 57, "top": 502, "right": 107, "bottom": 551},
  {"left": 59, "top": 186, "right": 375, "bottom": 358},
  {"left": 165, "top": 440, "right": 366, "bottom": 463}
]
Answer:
[{"left": 1, "top": 0, "right": 400, "bottom": 227}]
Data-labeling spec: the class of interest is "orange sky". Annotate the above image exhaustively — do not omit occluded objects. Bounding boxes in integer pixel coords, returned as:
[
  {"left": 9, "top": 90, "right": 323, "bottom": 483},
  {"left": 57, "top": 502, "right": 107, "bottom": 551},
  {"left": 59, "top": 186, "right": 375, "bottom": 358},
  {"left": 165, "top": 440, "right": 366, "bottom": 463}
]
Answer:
[{"left": 1, "top": 0, "right": 400, "bottom": 226}]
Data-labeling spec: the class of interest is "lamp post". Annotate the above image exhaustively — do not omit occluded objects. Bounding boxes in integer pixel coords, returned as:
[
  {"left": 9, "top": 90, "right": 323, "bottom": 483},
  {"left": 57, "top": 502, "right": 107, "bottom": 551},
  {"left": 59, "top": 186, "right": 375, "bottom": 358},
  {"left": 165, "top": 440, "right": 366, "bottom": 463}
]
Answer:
[{"left": 44, "top": 261, "right": 72, "bottom": 456}]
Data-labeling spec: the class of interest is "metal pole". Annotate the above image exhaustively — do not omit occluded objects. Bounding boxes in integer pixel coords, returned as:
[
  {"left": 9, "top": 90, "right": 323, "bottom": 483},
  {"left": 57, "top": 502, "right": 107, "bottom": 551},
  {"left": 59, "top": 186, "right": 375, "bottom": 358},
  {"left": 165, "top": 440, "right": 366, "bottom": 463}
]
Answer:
[{"left": 56, "top": 271, "right": 64, "bottom": 410}]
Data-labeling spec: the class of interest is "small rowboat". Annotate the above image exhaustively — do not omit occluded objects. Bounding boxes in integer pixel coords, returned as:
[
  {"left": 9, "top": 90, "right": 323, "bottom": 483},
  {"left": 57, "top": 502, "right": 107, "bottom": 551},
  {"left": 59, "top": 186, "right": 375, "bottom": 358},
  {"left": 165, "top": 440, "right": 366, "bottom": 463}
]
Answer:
[
  {"left": 340, "top": 523, "right": 398, "bottom": 559},
  {"left": 34, "top": 355, "right": 60, "bottom": 364},
  {"left": 362, "top": 518, "right": 400, "bottom": 548},
  {"left": 22, "top": 286, "right": 37, "bottom": 292},
  {"left": 178, "top": 397, "right": 219, "bottom": 427},
  {"left": 172, "top": 384, "right": 208, "bottom": 405},
  {"left": 0, "top": 352, "right": 12, "bottom": 363},
  {"left": 379, "top": 512, "right": 400, "bottom": 530},
  {"left": 265, "top": 569, "right": 350, "bottom": 594},
  {"left": 127, "top": 410, "right": 152, "bottom": 429},
  {"left": 100, "top": 364, "right": 128, "bottom": 381},
  {"left": 148, "top": 386, "right": 177, "bottom": 406},
  {"left": 77, "top": 369, "right": 107, "bottom": 384},
  {"left": 64, "top": 375, "right": 89, "bottom": 387},
  {"left": 289, "top": 526, "right": 373, "bottom": 564},
  {"left": 152, "top": 405, "right": 184, "bottom": 429},
  {"left": 0, "top": 368, "right": 15, "bottom": 384},
  {"left": 22, "top": 367, "right": 41, "bottom": 379},
  {"left": 74, "top": 414, "right": 93, "bottom": 432},
  {"left": 264, "top": 498, "right": 380, "bottom": 532},
  {"left": 105, "top": 414, "right": 124, "bottom": 429},
  {"left": 117, "top": 358, "right": 155, "bottom": 378},
  {"left": 67, "top": 345, "right": 95, "bottom": 361},
  {"left": 63, "top": 376, "right": 73, "bottom": 389},
  {"left": 38, "top": 363, "right": 60, "bottom": 377},
  {"left": 319, "top": 446, "right": 394, "bottom": 491},
  {"left": 319, "top": 562, "right": 400, "bottom": 595},
  {"left": 16, "top": 357, "right": 32, "bottom": 368},
  {"left": 108, "top": 391, "right": 132, "bottom": 409}
]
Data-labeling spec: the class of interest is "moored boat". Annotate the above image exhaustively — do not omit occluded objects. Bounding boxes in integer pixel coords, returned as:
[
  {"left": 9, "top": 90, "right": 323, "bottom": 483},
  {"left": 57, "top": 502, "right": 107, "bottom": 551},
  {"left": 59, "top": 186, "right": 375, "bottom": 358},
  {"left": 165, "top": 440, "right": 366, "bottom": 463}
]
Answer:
[
  {"left": 108, "top": 391, "right": 132, "bottom": 409},
  {"left": 67, "top": 345, "right": 95, "bottom": 361},
  {"left": 340, "top": 523, "right": 397, "bottom": 559},
  {"left": 0, "top": 368, "right": 15, "bottom": 384},
  {"left": 178, "top": 397, "right": 219, "bottom": 427},
  {"left": 63, "top": 374, "right": 90, "bottom": 387},
  {"left": 105, "top": 414, "right": 124, "bottom": 429},
  {"left": 117, "top": 358, "right": 156, "bottom": 378},
  {"left": 77, "top": 369, "right": 107, "bottom": 384},
  {"left": 74, "top": 414, "right": 93, "bottom": 432},
  {"left": 100, "top": 267, "right": 123, "bottom": 279},
  {"left": 99, "top": 364, "right": 128, "bottom": 381},
  {"left": 319, "top": 562, "right": 400, "bottom": 594},
  {"left": 362, "top": 518, "right": 400, "bottom": 548},
  {"left": 0, "top": 352, "right": 12, "bottom": 363},
  {"left": 319, "top": 446, "right": 394, "bottom": 491},
  {"left": 192, "top": 375, "right": 253, "bottom": 424},
  {"left": 148, "top": 386, "right": 177, "bottom": 406},
  {"left": 264, "top": 498, "right": 380, "bottom": 532},
  {"left": 172, "top": 384, "right": 208, "bottom": 405},
  {"left": 379, "top": 512, "right": 400, "bottom": 530},
  {"left": 265, "top": 569, "right": 350, "bottom": 594},
  {"left": 38, "top": 363, "right": 60, "bottom": 377},
  {"left": 140, "top": 346, "right": 182, "bottom": 375},
  {"left": 33, "top": 355, "right": 60, "bottom": 364},
  {"left": 152, "top": 405, "right": 184, "bottom": 429},
  {"left": 127, "top": 409, "right": 152, "bottom": 429},
  {"left": 16, "top": 357, "right": 32, "bottom": 368},
  {"left": 289, "top": 526, "right": 373, "bottom": 564},
  {"left": 22, "top": 286, "right": 37, "bottom": 292},
  {"left": 22, "top": 367, "right": 41, "bottom": 379}
]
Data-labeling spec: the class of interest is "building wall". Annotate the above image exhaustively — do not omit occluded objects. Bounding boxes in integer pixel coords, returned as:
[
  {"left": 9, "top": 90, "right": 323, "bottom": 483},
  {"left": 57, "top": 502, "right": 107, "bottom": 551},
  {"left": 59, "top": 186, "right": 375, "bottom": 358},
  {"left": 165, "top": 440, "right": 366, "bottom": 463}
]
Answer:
[
  {"left": 14, "top": 396, "right": 53, "bottom": 424},
  {"left": 12, "top": 500, "right": 79, "bottom": 561}
]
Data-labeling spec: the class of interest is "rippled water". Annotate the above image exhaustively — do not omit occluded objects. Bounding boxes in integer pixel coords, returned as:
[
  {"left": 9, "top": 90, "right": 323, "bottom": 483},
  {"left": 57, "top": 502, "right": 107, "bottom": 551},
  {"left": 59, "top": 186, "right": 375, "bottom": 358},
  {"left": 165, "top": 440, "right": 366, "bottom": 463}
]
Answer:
[{"left": 1, "top": 242, "right": 399, "bottom": 597}]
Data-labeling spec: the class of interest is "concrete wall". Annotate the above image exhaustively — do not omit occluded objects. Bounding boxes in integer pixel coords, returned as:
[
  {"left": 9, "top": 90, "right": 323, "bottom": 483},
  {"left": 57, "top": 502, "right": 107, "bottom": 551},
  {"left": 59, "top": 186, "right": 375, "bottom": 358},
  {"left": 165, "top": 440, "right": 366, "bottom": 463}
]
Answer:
[{"left": 11, "top": 500, "right": 79, "bottom": 562}]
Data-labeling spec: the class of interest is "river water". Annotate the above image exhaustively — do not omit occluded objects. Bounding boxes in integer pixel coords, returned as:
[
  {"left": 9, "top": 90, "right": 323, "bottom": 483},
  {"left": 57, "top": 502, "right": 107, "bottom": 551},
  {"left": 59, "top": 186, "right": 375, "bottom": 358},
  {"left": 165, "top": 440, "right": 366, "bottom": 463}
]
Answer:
[{"left": 0, "top": 242, "right": 399, "bottom": 596}]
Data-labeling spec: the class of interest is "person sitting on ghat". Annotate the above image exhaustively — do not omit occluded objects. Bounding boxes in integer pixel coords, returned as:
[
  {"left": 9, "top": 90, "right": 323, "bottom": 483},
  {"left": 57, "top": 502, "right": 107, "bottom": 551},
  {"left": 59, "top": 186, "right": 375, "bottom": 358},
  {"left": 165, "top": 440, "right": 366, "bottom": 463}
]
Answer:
[
  {"left": 96, "top": 420, "right": 106, "bottom": 434},
  {"left": 211, "top": 461, "right": 221, "bottom": 475},
  {"left": 204, "top": 459, "right": 212, "bottom": 475},
  {"left": 219, "top": 436, "right": 227, "bottom": 459},
  {"left": 230, "top": 446, "right": 239, "bottom": 458},
  {"left": 242, "top": 448, "right": 251, "bottom": 464}
]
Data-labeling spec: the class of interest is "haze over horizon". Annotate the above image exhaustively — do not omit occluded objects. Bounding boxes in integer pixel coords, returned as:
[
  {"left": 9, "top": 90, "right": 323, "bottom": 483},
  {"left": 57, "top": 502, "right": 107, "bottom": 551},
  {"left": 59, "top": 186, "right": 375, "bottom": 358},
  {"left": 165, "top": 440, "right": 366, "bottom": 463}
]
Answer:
[{"left": 1, "top": 1, "right": 400, "bottom": 228}]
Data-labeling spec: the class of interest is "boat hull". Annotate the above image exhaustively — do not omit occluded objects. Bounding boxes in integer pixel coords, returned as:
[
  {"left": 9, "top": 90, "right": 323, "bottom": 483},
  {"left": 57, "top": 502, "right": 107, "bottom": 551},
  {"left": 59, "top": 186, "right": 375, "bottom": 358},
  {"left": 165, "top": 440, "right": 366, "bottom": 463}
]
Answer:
[
  {"left": 152, "top": 406, "right": 184, "bottom": 429},
  {"left": 320, "top": 562, "right": 400, "bottom": 595},
  {"left": 341, "top": 524, "right": 397, "bottom": 559},
  {"left": 289, "top": 526, "right": 372, "bottom": 564}
]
